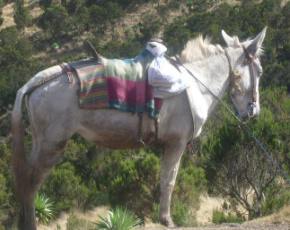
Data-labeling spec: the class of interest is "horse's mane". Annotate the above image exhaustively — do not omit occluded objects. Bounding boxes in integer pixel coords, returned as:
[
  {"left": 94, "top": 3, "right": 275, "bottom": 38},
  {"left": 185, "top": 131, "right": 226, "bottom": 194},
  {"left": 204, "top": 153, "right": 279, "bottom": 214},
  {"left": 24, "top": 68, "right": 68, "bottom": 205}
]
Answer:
[{"left": 180, "top": 35, "right": 224, "bottom": 63}]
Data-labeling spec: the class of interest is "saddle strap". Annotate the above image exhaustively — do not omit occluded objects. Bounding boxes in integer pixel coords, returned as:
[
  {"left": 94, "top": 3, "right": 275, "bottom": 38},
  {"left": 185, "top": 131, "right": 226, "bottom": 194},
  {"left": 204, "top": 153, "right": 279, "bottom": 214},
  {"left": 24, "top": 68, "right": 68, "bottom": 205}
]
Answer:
[
  {"left": 137, "top": 113, "right": 145, "bottom": 145},
  {"left": 137, "top": 113, "right": 159, "bottom": 145}
]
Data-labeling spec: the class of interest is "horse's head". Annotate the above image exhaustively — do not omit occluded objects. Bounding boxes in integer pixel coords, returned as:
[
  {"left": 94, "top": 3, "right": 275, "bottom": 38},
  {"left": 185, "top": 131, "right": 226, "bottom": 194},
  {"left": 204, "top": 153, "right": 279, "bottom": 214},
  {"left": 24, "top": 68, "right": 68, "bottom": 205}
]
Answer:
[{"left": 221, "top": 27, "right": 267, "bottom": 120}]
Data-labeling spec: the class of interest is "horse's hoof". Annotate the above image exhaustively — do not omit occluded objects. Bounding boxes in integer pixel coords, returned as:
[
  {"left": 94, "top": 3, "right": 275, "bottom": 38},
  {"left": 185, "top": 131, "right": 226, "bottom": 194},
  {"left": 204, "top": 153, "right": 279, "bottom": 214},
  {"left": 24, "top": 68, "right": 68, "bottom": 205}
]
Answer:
[{"left": 160, "top": 215, "right": 175, "bottom": 228}]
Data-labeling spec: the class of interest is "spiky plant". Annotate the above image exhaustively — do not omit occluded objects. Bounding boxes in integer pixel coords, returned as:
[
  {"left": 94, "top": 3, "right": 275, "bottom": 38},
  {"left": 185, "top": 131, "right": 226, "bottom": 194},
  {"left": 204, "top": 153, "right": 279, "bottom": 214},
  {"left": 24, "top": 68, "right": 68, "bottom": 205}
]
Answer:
[
  {"left": 96, "top": 207, "right": 142, "bottom": 230},
  {"left": 34, "top": 193, "right": 55, "bottom": 224}
]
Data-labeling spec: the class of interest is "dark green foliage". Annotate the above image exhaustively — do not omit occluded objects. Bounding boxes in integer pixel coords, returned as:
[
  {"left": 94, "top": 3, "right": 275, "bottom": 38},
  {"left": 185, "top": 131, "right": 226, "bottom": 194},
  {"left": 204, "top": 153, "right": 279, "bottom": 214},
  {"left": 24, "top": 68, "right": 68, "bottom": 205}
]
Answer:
[
  {"left": 39, "top": 5, "right": 71, "bottom": 39},
  {"left": 0, "top": 175, "right": 9, "bottom": 209},
  {"left": 89, "top": 1, "right": 123, "bottom": 32},
  {"left": 0, "top": 5, "right": 3, "bottom": 27},
  {"left": 14, "top": 0, "right": 31, "bottom": 29},
  {"left": 39, "top": 0, "right": 53, "bottom": 8},
  {"left": 138, "top": 14, "right": 162, "bottom": 43},
  {"left": 95, "top": 149, "right": 160, "bottom": 216},
  {"left": 1, "top": 0, "right": 290, "bottom": 227},
  {"left": 40, "top": 162, "right": 90, "bottom": 212},
  {"left": 163, "top": 17, "right": 192, "bottom": 54},
  {"left": 0, "top": 27, "right": 37, "bottom": 109},
  {"left": 0, "top": 144, "right": 13, "bottom": 227},
  {"left": 262, "top": 187, "right": 290, "bottom": 215}
]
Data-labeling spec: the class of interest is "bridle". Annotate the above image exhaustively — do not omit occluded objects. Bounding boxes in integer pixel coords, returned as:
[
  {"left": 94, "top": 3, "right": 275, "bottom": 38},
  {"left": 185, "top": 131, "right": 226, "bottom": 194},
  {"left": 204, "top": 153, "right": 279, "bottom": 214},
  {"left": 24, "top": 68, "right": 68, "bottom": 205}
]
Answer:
[
  {"left": 224, "top": 45, "right": 261, "bottom": 117},
  {"left": 175, "top": 44, "right": 261, "bottom": 119}
]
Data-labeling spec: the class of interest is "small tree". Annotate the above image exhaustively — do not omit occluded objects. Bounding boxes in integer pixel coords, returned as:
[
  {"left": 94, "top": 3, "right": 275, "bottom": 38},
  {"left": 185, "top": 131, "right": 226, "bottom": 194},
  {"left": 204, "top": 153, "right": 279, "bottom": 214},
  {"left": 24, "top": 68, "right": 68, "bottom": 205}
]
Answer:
[
  {"left": 213, "top": 143, "right": 279, "bottom": 218},
  {"left": 200, "top": 88, "right": 289, "bottom": 219},
  {"left": 14, "top": 0, "right": 31, "bottom": 30},
  {"left": 38, "top": 5, "right": 70, "bottom": 39}
]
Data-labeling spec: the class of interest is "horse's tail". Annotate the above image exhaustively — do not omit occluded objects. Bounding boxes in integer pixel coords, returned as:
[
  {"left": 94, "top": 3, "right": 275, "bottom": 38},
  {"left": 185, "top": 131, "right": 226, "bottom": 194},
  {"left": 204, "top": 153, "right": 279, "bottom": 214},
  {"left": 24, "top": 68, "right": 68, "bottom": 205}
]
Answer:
[
  {"left": 11, "top": 87, "right": 30, "bottom": 198},
  {"left": 11, "top": 65, "right": 64, "bottom": 197}
]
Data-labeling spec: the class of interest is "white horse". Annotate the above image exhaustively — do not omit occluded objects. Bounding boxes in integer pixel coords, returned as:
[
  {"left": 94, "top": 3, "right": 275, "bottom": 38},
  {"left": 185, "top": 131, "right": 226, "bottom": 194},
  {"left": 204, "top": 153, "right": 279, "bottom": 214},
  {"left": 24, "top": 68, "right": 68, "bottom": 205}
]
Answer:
[{"left": 11, "top": 28, "right": 266, "bottom": 229}]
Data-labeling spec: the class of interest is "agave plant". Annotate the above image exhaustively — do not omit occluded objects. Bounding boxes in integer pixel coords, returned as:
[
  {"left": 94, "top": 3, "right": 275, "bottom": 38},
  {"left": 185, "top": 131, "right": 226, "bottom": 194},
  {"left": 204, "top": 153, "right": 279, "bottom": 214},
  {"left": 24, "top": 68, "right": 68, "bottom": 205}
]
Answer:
[
  {"left": 96, "top": 207, "right": 142, "bottom": 230},
  {"left": 34, "top": 193, "right": 55, "bottom": 224}
]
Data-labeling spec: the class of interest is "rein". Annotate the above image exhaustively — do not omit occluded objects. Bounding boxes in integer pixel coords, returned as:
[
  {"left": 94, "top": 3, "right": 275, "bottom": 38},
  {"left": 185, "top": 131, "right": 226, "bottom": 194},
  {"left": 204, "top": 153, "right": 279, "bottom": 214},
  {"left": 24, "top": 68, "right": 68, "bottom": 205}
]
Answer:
[{"left": 178, "top": 48, "right": 290, "bottom": 186}]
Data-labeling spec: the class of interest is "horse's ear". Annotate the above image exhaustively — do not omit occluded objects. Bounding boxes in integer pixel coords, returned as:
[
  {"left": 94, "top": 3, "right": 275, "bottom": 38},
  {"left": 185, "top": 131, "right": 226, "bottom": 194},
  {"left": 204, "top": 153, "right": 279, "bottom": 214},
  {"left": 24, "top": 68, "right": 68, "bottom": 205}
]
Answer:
[
  {"left": 247, "top": 27, "right": 267, "bottom": 55},
  {"left": 221, "top": 30, "right": 235, "bottom": 47}
]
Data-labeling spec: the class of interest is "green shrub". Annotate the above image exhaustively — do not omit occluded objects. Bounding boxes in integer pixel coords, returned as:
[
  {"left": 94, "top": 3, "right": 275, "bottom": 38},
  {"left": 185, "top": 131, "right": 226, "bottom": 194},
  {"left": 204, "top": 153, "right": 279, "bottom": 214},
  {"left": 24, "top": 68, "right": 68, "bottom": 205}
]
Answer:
[
  {"left": 34, "top": 193, "right": 55, "bottom": 224},
  {"left": 96, "top": 207, "right": 142, "bottom": 230},
  {"left": 262, "top": 186, "right": 290, "bottom": 215},
  {"left": 0, "top": 175, "right": 9, "bottom": 207},
  {"left": 96, "top": 149, "right": 160, "bottom": 216},
  {"left": 212, "top": 210, "right": 244, "bottom": 224},
  {"left": 40, "top": 162, "right": 90, "bottom": 213},
  {"left": 38, "top": 5, "right": 71, "bottom": 38},
  {"left": 172, "top": 200, "right": 192, "bottom": 227},
  {"left": 0, "top": 144, "right": 12, "bottom": 205},
  {"left": 14, "top": 0, "right": 32, "bottom": 29},
  {"left": 171, "top": 157, "right": 206, "bottom": 226}
]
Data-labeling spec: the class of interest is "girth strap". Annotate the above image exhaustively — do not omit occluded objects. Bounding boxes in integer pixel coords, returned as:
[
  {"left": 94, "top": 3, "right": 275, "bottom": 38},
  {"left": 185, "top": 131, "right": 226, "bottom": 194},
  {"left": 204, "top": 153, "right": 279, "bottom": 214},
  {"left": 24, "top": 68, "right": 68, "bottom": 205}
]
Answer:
[{"left": 137, "top": 113, "right": 159, "bottom": 145}]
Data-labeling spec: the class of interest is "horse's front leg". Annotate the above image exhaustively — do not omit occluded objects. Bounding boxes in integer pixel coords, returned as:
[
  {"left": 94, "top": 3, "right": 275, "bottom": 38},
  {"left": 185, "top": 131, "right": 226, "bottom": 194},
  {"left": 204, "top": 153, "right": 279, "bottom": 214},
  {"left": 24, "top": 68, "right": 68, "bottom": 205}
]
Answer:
[{"left": 159, "top": 140, "right": 186, "bottom": 227}]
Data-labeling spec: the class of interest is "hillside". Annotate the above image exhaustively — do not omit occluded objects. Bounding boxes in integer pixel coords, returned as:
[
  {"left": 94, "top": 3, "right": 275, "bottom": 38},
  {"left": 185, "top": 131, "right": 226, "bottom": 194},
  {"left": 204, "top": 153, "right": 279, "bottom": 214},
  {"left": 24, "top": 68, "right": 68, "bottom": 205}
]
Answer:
[
  {"left": 0, "top": 0, "right": 290, "bottom": 229},
  {"left": 37, "top": 204, "right": 290, "bottom": 230}
]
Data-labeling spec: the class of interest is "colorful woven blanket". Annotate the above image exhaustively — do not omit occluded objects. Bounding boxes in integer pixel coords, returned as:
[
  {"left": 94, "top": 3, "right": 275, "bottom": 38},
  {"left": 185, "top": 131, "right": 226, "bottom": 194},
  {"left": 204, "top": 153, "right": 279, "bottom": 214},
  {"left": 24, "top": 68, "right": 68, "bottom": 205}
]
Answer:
[{"left": 69, "top": 53, "right": 161, "bottom": 118}]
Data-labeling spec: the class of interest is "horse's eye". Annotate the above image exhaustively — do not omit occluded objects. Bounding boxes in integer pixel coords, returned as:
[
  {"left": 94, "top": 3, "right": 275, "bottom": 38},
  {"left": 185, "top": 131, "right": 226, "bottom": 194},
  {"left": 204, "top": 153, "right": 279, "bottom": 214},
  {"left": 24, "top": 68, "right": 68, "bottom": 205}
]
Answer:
[{"left": 233, "top": 70, "right": 240, "bottom": 76}]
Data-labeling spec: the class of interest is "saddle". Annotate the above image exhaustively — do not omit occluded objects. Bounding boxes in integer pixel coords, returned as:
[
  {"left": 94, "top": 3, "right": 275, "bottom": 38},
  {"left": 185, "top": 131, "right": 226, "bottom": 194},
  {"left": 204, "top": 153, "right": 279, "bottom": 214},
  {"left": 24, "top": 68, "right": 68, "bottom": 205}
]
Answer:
[{"left": 82, "top": 41, "right": 161, "bottom": 144}]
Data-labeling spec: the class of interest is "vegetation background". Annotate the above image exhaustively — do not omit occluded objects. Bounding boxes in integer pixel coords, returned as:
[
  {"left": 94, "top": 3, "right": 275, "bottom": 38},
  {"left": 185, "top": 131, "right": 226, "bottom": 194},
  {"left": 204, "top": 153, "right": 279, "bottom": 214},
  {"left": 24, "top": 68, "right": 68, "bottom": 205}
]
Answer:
[{"left": 0, "top": 0, "right": 289, "bottom": 228}]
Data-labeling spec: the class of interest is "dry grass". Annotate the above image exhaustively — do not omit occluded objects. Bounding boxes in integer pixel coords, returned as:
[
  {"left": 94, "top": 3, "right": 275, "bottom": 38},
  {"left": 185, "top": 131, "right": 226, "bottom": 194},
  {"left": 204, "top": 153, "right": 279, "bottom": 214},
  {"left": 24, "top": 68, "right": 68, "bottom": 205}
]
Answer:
[
  {"left": 37, "top": 206, "right": 109, "bottom": 230},
  {"left": 248, "top": 205, "right": 290, "bottom": 225}
]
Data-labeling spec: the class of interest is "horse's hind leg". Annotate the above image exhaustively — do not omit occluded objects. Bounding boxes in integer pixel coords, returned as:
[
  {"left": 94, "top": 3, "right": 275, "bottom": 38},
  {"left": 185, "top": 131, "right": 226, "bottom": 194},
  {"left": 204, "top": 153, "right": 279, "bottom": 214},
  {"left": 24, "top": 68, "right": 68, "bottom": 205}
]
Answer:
[
  {"left": 15, "top": 128, "right": 72, "bottom": 230},
  {"left": 159, "top": 140, "right": 186, "bottom": 227}
]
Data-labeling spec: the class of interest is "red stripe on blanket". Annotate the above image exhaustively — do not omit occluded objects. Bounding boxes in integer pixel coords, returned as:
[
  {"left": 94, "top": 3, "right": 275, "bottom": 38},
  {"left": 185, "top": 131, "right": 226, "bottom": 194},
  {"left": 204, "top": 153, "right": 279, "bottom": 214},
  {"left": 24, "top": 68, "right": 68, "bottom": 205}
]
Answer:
[{"left": 107, "top": 77, "right": 147, "bottom": 105}]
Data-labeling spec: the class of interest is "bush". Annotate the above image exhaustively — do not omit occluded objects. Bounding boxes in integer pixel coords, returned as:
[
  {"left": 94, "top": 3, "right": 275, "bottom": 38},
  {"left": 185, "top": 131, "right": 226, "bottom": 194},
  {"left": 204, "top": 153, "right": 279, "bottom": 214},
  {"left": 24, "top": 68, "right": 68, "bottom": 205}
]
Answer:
[
  {"left": 0, "top": 27, "right": 36, "bottom": 108},
  {"left": 38, "top": 5, "right": 71, "bottom": 38},
  {"left": 96, "top": 207, "right": 142, "bottom": 230},
  {"left": 95, "top": 149, "right": 160, "bottom": 216},
  {"left": 0, "top": 175, "right": 9, "bottom": 208},
  {"left": 262, "top": 186, "right": 290, "bottom": 216},
  {"left": 14, "top": 0, "right": 31, "bottom": 29},
  {"left": 172, "top": 200, "right": 192, "bottom": 227},
  {"left": 212, "top": 210, "right": 244, "bottom": 224},
  {"left": 40, "top": 162, "right": 90, "bottom": 213}
]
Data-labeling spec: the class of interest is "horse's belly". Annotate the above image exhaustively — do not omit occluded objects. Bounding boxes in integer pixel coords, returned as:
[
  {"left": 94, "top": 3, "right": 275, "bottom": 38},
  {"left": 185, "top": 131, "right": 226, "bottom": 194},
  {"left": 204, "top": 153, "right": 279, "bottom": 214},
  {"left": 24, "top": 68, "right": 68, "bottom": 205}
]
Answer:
[
  {"left": 80, "top": 129, "right": 141, "bottom": 148},
  {"left": 77, "top": 110, "right": 156, "bottom": 149}
]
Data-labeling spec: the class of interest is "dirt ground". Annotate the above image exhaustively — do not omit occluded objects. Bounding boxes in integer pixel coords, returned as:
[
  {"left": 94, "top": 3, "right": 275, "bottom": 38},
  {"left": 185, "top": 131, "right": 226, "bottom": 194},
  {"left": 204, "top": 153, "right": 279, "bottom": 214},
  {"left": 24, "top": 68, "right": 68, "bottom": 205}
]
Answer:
[
  {"left": 139, "top": 223, "right": 290, "bottom": 230},
  {"left": 38, "top": 199, "right": 290, "bottom": 230}
]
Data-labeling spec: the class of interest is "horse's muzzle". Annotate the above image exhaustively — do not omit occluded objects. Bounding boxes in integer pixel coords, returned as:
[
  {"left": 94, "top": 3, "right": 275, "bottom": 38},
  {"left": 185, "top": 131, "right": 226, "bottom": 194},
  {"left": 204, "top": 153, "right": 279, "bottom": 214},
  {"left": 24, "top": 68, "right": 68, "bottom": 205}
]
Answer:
[{"left": 247, "top": 102, "right": 259, "bottom": 118}]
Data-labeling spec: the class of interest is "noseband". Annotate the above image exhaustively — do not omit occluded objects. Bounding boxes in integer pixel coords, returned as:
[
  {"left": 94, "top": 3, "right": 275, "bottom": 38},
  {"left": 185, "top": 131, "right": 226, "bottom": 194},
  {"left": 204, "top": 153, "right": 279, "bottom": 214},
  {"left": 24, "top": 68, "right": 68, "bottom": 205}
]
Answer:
[{"left": 225, "top": 46, "right": 259, "bottom": 116}]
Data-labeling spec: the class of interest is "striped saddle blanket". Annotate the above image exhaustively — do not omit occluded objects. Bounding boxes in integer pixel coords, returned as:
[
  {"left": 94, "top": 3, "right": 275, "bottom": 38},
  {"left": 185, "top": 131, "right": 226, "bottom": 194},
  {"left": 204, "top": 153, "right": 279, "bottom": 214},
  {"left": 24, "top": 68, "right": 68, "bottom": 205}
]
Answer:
[{"left": 68, "top": 54, "right": 161, "bottom": 118}]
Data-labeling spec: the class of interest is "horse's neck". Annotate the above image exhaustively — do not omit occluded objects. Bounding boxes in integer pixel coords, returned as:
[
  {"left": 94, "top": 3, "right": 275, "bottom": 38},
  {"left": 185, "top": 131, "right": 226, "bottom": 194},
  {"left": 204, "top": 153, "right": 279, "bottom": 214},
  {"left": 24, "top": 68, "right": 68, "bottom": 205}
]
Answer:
[
  {"left": 190, "top": 51, "right": 230, "bottom": 108},
  {"left": 184, "top": 51, "right": 231, "bottom": 137}
]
